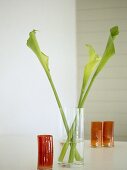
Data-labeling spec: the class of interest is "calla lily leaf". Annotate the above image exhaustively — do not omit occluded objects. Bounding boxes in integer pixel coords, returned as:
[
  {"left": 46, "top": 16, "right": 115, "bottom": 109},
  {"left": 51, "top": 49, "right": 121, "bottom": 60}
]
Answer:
[
  {"left": 79, "top": 26, "right": 119, "bottom": 107},
  {"left": 27, "top": 30, "right": 50, "bottom": 72},
  {"left": 95, "top": 26, "right": 119, "bottom": 75},
  {"left": 82, "top": 44, "right": 101, "bottom": 92}
]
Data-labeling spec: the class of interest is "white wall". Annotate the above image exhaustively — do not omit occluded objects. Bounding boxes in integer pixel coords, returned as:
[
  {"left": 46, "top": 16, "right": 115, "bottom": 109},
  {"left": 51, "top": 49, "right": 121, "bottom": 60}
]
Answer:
[
  {"left": 0, "top": 0, "right": 76, "bottom": 136},
  {"left": 0, "top": 0, "right": 76, "bottom": 170},
  {"left": 76, "top": 0, "right": 127, "bottom": 141},
  {"left": 0, "top": 0, "right": 76, "bottom": 169}
]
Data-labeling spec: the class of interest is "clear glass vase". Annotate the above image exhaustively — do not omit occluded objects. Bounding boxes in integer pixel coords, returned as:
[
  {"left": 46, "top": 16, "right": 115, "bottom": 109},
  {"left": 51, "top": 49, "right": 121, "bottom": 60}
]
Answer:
[{"left": 58, "top": 108, "right": 85, "bottom": 168}]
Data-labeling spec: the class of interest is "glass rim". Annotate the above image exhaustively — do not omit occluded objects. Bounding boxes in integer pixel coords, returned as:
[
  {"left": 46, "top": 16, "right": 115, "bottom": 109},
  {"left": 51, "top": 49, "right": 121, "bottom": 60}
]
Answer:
[
  {"left": 37, "top": 134, "right": 53, "bottom": 138},
  {"left": 91, "top": 121, "right": 102, "bottom": 123},
  {"left": 103, "top": 121, "right": 114, "bottom": 123},
  {"left": 60, "top": 107, "right": 84, "bottom": 109}
]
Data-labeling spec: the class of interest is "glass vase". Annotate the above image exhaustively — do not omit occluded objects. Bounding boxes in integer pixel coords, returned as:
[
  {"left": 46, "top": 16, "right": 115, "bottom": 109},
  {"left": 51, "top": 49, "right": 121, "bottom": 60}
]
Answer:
[{"left": 58, "top": 108, "right": 85, "bottom": 168}]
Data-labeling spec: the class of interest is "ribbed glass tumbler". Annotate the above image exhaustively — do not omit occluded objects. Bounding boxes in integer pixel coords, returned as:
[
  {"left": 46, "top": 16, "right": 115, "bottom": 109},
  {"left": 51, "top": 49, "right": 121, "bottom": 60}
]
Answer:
[
  {"left": 58, "top": 108, "right": 85, "bottom": 168},
  {"left": 37, "top": 135, "right": 53, "bottom": 170},
  {"left": 91, "top": 121, "right": 102, "bottom": 147},
  {"left": 103, "top": 121, "right": 114, "bottom": 147}
]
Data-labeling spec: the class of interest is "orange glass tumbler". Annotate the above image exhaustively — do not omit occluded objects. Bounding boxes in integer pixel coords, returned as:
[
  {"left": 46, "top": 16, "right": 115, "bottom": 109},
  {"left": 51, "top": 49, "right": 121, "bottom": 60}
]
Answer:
[
  {"left": 37, "top": 135, "right": 53, "bottom": 170},
  {"left": 91, "top": 121, "right": 102, "bottom": 147},
  {"left": 103, "top": 121, "right": 114, "bottom": 147}
]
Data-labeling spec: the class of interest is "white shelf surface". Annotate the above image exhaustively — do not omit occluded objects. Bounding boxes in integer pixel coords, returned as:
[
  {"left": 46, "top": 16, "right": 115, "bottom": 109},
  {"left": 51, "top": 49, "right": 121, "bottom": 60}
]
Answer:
[{"left": 0, "top": 136, "right": 127, "bottom": 170}]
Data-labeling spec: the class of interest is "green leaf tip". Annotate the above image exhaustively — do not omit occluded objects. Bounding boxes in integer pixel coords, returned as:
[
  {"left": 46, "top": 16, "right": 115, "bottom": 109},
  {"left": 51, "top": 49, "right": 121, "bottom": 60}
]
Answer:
[
  {"left": 110, "top": 26, "right": 119, "bottom": 37},
  {"left": 27, "top": 29, "right": 50, "bottom": 72},
  {"left": 27, "top": 29, "right": 40, "bottom": 55},
  {"left": 29, "top": 29, "right": 38, "bottom": 35},
  {"left": 85, "top": 44, "right": 101, "bottom": 62}
]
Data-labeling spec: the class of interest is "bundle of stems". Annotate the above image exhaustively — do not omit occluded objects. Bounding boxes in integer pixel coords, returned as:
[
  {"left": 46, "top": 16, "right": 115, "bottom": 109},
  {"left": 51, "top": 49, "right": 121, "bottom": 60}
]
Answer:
[{"left": 27, "top": 26, "right": 119, "bottom": 163}]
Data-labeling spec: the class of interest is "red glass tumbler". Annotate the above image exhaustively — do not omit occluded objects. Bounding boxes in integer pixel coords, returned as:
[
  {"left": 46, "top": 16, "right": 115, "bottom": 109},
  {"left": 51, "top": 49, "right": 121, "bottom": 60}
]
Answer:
[
  {"left": 91, "top": 121, "right": 102, "bottom": 147},
  {"left": 37, "top": 135, "right": 53, "bottom": 170},
  {"left": 103, "top": 121, "right": 114, "bottom": 147}
]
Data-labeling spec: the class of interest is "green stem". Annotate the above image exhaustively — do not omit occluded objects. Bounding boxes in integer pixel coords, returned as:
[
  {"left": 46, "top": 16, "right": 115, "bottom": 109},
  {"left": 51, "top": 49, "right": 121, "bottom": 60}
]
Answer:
[
  {"left": 67, "top": 80, "right": 85, "bottom": 163},
  {"left": 58, "top": 110, "right": 82, "bottom": 162},
  {"left": 59, "top": 141, "right": 70, "bottom": 161},
  {"left": 38, "top": 55, "right": 82, "bottom": 162},
  {"left": 68, "top": 120, "right": 77, "bottom": 163},
  {"left": 37, "top": 57, "right": 77, "bottom": 160},
  {"left": 68, "top": 142, "right": 76, "bottom": 163},
  {"left": 46, "top": 72, "right": 69, "bottom": 132},
  {"left": 44, "top": 71, "right": 82, "bottom": 161},
  {"left": 66, "top": 72, "right": 98, "bottom": 162},
  {"left": 58, "top": 118, "right": 77, "bottom": 162},
  {"left": 78, "top": 83, "right": 85, "bottom": 107},
  {"left": 68, "top": 108, "right": 82, "bottom": 163},
  {"left": 59, "top": 76, "right": 96, "bottom": 162},
  {"left": 59, "top": 110, "right": 83, "bottom": 162},
  {"left": 79, "top": 76, "right": 96, "bottom": 108}
]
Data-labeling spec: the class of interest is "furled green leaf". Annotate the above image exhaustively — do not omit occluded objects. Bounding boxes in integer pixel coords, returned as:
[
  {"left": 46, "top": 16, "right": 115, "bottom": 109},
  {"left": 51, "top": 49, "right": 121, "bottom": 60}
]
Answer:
[
  {"left": 82, "top": 44, "right": 101, "bottom": 92},
  {"left": 95, "top": 26, "right": 119, "bottom": 75},
  {"left": 79, "top": 26, "right": 119, "bottom": 107},
  {"left": 27, "top": 30, "right": 50, "bottom": 72},
  {"left": 78, "top": 45, "right": 101, "bottom": 106}
]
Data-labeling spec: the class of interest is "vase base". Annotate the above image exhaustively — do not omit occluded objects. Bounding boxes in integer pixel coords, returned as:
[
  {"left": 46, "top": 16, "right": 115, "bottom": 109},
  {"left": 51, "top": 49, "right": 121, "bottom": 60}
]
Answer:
[
  {"left": 37, "top": 167, "right": 52, "bottom": 170},
  {"left": 58, "top": 162, "right": 84, "bottom": 168}
]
